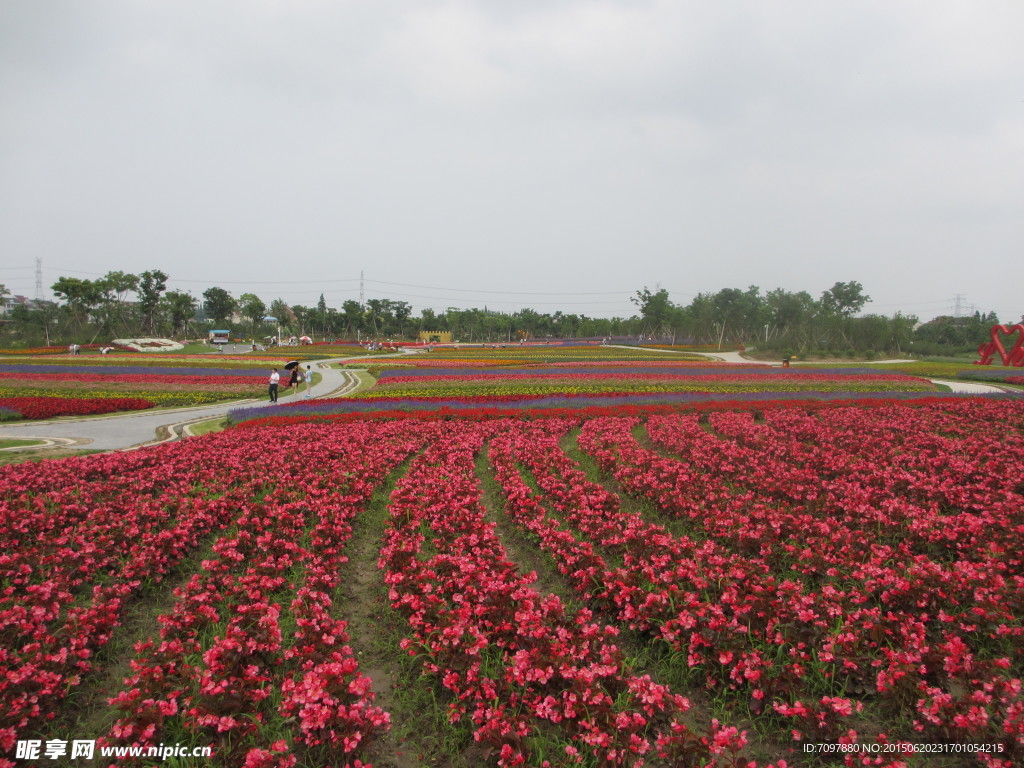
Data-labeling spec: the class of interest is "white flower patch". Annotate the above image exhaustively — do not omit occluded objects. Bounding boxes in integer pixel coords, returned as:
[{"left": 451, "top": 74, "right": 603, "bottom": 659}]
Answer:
[{"left": 112, "top": 338, "right": 185, "bottom": 352}]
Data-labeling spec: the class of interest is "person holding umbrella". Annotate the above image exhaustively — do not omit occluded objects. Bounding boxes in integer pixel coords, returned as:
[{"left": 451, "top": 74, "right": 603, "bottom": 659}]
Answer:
[{"left": 284, "top": 360, "right": 300, "bottom": 390}]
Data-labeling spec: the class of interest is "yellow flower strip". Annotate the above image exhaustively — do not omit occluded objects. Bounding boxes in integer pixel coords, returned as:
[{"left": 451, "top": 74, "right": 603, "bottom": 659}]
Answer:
[
  {"left": 0, "top": 386, "right": 249, "bottom": 406},
  {"left": 355, "top": 377, "right": 936, "bottom": 399}
]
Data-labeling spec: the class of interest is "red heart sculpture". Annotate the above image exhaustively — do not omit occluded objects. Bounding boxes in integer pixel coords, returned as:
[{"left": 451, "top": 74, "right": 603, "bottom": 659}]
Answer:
[{"left": 977, "top": 324, "right": 1024, "bottom": 366}]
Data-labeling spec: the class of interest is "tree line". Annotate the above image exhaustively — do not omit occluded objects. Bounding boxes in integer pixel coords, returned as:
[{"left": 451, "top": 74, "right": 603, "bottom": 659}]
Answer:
[
  {"left": 630, "top": 281, "right": 1002, "bottom": 357},
  {"left": 0, "top": 273, "right": 1001, "bottom": 356}
]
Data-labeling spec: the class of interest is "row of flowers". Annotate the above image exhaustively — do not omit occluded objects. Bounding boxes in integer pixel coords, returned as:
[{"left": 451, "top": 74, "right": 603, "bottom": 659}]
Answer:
[
  {"left": 376, "top": 366, "right": 929, "bottom": 380},
  {"left": 359, "top": 376, "right": 936, "bottom": 400},
  {"left": 7, "top": 378, "right": 263, "bottom": 397},
  {"left": 0, "top": 395, "right": 155, "bottom": 419},
  {"left": 0, "top": 446, "right": 247, "bottom": 756},
  {"left": 379, "top": 421, "right": 757, "bottom": 767},
  {"left": 228, "top": 391, "right": 969, "bottom": 427},
  {"left": 0, "top": 365, "right": 271, "bottom": 378},
  {"left": 415, "top": 348, "right": 712, "bottom": 362},
  {"left": 4, "top": 397, "right": 1022, "bottom": 765},
  {"left": 482, "top": 403, "right": 1021, "bottom": 762},
  {"left": 569, "top": 401, "right": 1022, "bottom": 764},
  {"left": 489, "top": 418, "right": 842, "bottom": 764},
  {"left": 1, "top": 423, "right": 424, "bottom": 766},
  {"left": 227, "top": 394, "right": 978, "bottom": 430},
  {"left": 0, "top": 387, "right": 256, "bottom": 408},
  {"left": 373, "top": 362, "right": 768, "bottom": 374},
  {"left": 359, "top": 383, "right": 938, "bottom": 398},
  {"left": 0, "top": 355, "right": 300, "bottom": 367},
  {"left": 0, "top": 360, "right": 309, "bottom": 414},
  {"left": 8, "top": 375, "right": 262, "bottom": 392},
  {"left": 0, "top": 345, "right": 136, "bottom": 356},
  {"left": 957, "top": 370, "right": 1024, "bottom": 383}
]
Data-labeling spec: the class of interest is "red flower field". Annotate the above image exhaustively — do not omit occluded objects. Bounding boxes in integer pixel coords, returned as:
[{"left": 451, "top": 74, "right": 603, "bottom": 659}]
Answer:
[
  {"left": 0, "top": 396, "right": 155, "bottom": 420},
  {"left": 0, "top": 397, "right": 1021, "bottom": 766}
]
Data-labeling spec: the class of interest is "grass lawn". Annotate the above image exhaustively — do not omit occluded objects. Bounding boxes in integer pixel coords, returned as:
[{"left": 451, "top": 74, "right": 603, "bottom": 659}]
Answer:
[
  {"left": 187, "top": 418, "right": 228, "bottom": 436},
  {"left": 0, "top": 438, "right": 46, "bottom": 449}
]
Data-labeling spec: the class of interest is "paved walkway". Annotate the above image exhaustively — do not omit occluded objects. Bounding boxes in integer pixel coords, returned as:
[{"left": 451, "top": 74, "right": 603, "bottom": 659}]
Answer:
[{"left": 0, "top": 355, "right": 381, "bottom": 453}]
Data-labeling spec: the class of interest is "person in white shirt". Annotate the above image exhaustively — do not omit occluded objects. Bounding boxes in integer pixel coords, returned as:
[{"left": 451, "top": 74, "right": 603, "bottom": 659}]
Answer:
[{"left": 269, "top": 368, "right": 280, "bottom": 402}]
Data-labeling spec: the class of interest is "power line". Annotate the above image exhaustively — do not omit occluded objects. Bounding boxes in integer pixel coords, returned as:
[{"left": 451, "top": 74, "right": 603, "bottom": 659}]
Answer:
[
  {"left": 952, "top": 293, "right": 967, "bottom": 318},
  {"left": 46, "top": 266, "right": 362, "bottom": 286},
  {"left": 365, "top": 279, "right": 626, "bottom": 296},
  {"left": 21, "top": 264, "right": 1015, "bottom": 317},
  {"left": 361, "top": 289, "right": 630, "bottom": 307},
  {"left": 863, "top": 299, "right": 953, "bottom": 307},
  {"left": 43, "top": 266, "right": 629, "bottom": 295},
  {"left": 40, "top": 266, "right": 635, "bottom": 300}
]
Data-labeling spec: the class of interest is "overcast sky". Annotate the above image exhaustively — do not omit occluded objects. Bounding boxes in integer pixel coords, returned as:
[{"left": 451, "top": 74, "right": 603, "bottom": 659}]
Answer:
[{"left": 2, "top": 1, "right": 1022, "bottom": 321}]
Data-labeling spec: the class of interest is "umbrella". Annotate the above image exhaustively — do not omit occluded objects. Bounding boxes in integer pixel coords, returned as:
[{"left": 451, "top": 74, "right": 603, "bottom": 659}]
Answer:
[{"left": 284, "top": 360, "right": 300, "bottom": 370}]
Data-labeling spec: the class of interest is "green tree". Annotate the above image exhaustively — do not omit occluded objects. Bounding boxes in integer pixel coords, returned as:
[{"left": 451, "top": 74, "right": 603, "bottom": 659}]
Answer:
[
  {"left": 98, "top": 271, "right": 138, "bottom": 307},
  {"left": 913, "top": 311, "right": 994, "bottom": 352},
  {"left": 342, "top": 300, "right": 365, "bottom": 337},
  {"left": 679, "top": 293, "right": 717, "bottom": 344},
  {"left": 307, "top": 294, "right": 331, "bottom": 336},
  {"left": 52, "top": 277, "right": 103, "bottom": 332},
  {"left": 393, "top": 301, "right": 412, "bottom": 337},
  {"left": 820, "top": 281, "right": 870, "bottom": 317},
  {"left": 94, "top": 271, "right": 139, "bottom": 336},
  {"left": 268, "top": 299, "right": 293, "bottom": 329},
  {"left": 763, "top": 289, "right": 818, "bottom": 350},
  {"left": 7, "top": 300, "right": 59, "bottom": 346},
  {"left": 137, "top": 270, "right": 168, "bottom": 335},
  {"left": 161, "top": 290, "right": 197, "bottom": 336},
  {"left": 818, "top": 281, "right": 871, "bottom": 350},
  {"left": 711, "top": 286, "right": 765, "bottom": 344},
  {"left": 889, "top": 312, "right": 918, "bottom": 355},
  {"left": 365, "top": 298, "right": 388, "bottom": 335},
  {"left": 631, "top": 287, "right": 673, "bottom": 338},
  {"left": 239, "top": 293, "right": 268, "bottom": 332},
  {"left": 203, "top": 287, "right": 236, "bottom": 326}
]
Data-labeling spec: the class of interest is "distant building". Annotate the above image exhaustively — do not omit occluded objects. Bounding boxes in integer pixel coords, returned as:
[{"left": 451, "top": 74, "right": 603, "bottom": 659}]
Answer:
[
  {"left": 0, "top": 295, "right": 35, "bottom": 315},
  {"left": 418, "top": 330, "right": 452, "bottom": 343}
]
